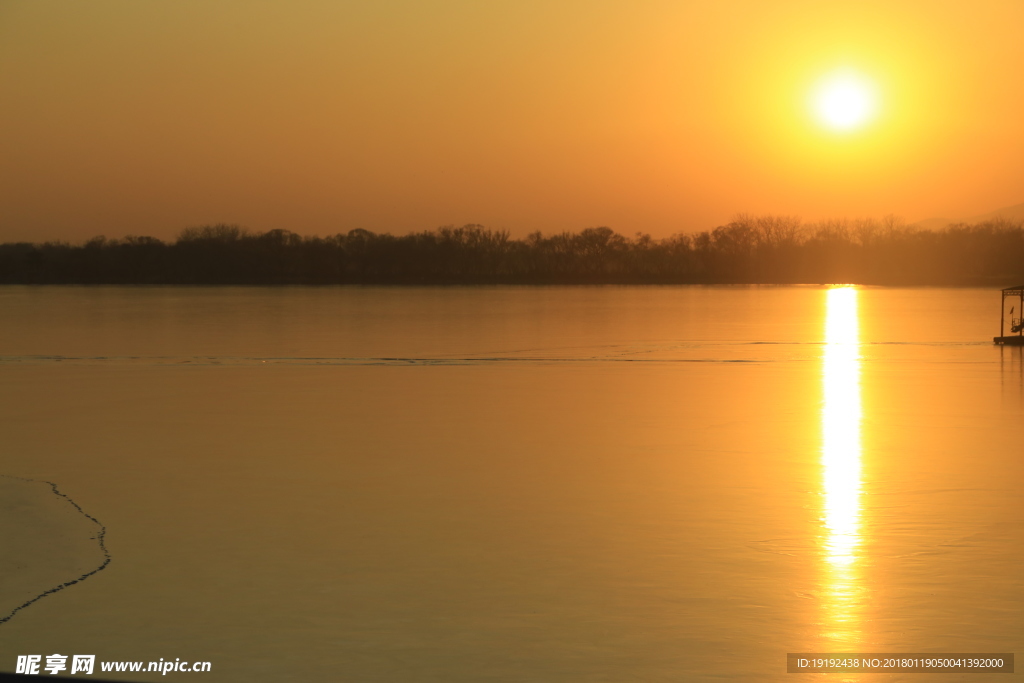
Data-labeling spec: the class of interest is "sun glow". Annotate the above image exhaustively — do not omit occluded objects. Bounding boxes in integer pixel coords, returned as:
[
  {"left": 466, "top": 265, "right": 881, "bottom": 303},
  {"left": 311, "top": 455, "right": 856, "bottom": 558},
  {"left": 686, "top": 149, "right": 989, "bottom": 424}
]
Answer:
[{"left": 811, "top": 71, "right": 878, "bottom": 131}]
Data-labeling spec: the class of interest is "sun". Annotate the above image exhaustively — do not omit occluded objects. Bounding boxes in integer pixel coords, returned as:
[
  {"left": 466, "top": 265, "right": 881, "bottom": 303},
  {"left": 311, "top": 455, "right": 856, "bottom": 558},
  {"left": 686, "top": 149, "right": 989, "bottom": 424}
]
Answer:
[{"left": 811, "top": 71, "right": 878, "bottom": 131}]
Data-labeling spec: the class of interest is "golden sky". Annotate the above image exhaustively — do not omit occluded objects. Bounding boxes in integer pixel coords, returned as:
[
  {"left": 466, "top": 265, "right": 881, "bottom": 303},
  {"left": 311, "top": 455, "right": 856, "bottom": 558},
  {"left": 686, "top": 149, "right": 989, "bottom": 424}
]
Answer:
[{"left": 2, "top": 0, "right": 1023, "bottom": 242}]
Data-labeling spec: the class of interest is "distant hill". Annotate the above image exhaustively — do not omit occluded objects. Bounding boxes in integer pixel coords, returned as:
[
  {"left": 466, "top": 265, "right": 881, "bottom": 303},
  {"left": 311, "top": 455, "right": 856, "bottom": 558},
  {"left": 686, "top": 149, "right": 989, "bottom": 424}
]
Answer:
[
  {"left": 967, "top": 201, "right": 1024, "bottom": 224},
  {"left": 911, "top": 201, "right": 1024, "bottom": 230}
]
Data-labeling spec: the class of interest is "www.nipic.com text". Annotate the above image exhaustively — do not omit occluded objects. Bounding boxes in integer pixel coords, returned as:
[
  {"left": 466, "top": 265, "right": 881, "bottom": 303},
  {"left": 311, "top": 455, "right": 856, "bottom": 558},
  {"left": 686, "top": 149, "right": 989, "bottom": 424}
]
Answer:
[{"left": 15, "top": 654, "right": 212, "bottom": 675}]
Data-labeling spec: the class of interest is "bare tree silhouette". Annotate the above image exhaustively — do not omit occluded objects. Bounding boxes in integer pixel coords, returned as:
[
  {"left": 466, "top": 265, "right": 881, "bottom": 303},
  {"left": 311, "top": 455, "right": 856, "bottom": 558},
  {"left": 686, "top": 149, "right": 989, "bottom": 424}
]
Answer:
[{"left": 1, "top": 217, "right": 1022, "bottom": 285}]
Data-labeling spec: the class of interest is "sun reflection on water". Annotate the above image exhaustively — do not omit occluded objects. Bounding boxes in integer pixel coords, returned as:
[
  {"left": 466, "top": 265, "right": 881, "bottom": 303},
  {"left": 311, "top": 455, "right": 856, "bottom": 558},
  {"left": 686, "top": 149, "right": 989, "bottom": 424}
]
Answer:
[{"left": 821, "top": 287, "right": 863, "bottom": 645}]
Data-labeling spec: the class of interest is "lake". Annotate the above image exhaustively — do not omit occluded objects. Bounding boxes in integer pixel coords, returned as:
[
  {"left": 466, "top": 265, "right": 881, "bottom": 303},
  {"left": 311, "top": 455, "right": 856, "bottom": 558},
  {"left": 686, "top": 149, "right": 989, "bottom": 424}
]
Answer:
[{"left": 0, "top": 285, "right": 1021, "bottom": 681}]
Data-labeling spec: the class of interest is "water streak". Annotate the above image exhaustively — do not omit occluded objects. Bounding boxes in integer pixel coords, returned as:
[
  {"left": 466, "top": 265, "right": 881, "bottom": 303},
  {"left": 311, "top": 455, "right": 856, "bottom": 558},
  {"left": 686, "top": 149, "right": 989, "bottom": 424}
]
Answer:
[{"left": 821, "top": 287, "right": 864, "bottom": 645}]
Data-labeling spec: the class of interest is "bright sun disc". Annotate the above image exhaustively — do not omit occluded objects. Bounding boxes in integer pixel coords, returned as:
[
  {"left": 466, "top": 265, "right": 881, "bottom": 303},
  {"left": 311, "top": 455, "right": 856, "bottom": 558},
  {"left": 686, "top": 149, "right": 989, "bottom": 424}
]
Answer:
[{"left": 811, "top": 72, "right": 878, "bottom": 131}]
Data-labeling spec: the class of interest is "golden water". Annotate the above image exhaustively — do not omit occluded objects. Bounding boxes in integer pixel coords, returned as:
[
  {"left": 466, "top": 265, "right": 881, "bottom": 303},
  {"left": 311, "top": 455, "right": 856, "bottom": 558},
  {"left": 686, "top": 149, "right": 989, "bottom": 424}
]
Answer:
[{"left": 0, "top": 285, "right": 1020, "bottom": 681}]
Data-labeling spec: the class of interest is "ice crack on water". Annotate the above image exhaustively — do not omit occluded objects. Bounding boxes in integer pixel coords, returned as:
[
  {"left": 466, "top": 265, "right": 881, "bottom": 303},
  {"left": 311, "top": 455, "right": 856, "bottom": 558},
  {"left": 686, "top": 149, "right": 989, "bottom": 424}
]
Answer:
[{"left": 0, "top": 476, "right": 110, "bottom": 625}]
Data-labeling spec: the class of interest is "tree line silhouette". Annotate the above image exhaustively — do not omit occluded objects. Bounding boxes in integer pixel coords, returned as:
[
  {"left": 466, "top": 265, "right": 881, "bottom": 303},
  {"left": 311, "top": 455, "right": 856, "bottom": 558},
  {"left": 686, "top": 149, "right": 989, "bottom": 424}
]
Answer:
[{"left": 1, "top": 215, "right": 1023, "bottom": 285}]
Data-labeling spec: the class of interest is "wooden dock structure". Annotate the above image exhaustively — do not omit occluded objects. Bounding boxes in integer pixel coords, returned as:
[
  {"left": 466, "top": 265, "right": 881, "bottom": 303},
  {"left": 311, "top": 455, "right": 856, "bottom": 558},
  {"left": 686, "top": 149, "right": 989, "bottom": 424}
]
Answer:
[{"left": 994, "top": 285, "right": 1024, "bottom": 345}]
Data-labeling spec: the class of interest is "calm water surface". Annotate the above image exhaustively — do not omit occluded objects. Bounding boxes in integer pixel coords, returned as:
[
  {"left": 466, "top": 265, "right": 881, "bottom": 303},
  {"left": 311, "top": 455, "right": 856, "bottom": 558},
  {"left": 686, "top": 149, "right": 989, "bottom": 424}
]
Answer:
[{"left": 0, "top": 286, "right": 1021, "bottom": 681}]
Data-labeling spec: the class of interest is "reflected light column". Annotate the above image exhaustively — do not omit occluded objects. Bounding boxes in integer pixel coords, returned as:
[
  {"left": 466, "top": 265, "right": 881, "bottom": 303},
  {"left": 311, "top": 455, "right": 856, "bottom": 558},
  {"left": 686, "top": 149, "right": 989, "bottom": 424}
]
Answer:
[{"left": 821, "top": 287, "right": 863, "bottom": 645}]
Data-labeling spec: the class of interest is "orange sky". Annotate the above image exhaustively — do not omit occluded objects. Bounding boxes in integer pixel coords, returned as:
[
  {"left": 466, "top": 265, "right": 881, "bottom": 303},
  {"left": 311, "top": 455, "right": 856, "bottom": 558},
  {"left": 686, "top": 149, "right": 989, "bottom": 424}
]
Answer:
[{"left": 2, "top": 0, "right": 1023, "bottom": 242}]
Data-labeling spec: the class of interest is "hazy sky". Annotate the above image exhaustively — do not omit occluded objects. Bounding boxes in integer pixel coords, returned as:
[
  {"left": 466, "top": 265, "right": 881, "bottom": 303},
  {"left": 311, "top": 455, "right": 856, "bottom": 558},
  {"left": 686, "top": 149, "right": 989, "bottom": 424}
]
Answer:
[{"left": 2, "top": 0, "right": 1023, "bottom": 242}]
